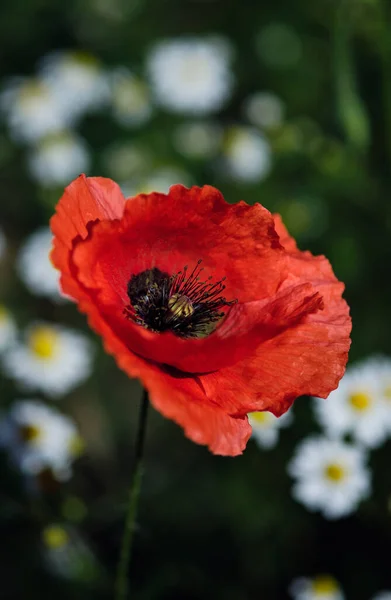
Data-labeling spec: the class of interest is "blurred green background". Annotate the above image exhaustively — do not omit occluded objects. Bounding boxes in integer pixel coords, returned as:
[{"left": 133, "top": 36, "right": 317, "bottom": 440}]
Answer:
[{"left": 1, "top": 0, "right": 391, "bottom": 598}]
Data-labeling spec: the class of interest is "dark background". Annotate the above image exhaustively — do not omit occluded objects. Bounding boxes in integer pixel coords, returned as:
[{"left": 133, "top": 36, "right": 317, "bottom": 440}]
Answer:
[{"left": 1, "top": 0, "right": 391, "bottom": 598}]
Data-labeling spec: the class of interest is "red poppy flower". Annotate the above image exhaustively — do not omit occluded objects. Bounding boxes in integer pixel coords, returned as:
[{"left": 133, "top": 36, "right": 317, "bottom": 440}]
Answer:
[{"left": 50, "top": 175, "right": 351, "bottom": 456}]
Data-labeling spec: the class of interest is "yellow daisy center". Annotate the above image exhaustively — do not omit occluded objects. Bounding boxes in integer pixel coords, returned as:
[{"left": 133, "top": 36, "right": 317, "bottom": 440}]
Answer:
[
  {"left": 249, "top": 411, "right": 271, "bottom": 425},
  {"left": 324, "top": 463, "right": 346, "bottom": 482},
  {"left": 28, "top": 326, "right": 59, "bottom": 359},
  {"left": 312, "top": 575, "right": 339, "bottom": 595},
  {"left": 349, "top": 391, "right": 372, "bottom": 412},
  {"left": 42, "top": 525, "right": 69, "bottom": 549},
  {"left": 19, "top": 424, "right": 41, "bottom": 443}
]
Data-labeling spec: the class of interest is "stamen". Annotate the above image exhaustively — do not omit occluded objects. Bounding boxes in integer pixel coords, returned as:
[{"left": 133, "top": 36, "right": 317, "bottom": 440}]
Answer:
[{"left": 125, "top": 261, "right": 236, "bottom": 338}]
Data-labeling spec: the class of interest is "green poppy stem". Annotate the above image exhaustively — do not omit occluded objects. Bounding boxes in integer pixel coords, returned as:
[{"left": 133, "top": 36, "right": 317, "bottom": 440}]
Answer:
[{"left": 115, "top": 387, "right": 149, "bottom": 600}]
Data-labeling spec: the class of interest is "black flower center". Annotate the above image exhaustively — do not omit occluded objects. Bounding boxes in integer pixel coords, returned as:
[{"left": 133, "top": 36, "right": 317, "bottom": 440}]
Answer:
[{"left": 124, "top": 260, "right": 236, "bottom": 338}]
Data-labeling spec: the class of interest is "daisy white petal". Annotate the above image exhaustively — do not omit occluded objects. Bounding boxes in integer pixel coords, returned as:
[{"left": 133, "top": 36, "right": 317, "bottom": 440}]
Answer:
[
  {"left": 289, "top": 575, "right": 345, "bottom": 600},
  {"left": 41, "top": 524, "right": 96, "bottom": 580},
  {"left": 314, "top": 358, "right": 391, "bottom": 449},
  {"left": 248, "top": 409, "right": 293, "bottom": 449},
  {"left": 288, "top": 436, "right": 370, "bottom": 519},
  {"left": 28, "top": 131, "right": 90, "bottom": 187},
  {"left": 146, "top": 37, "right": 234, "bottom": 114},
  {"left": 16, "top": 227, "right": 66, "bottom": 301},
  {"left": 39, "top": 51, "right": 110, "bottom": 121},
  {"left": 371, "top": 592, "right": 391, "bottom": 600},
  {"left": 1, "top": 77, "right": 70, "bottom": 143},
  {"left": 2, "top": 323, "right": 94, "bottom": 398},
  {"left": 222, "top": 126, "right": 272, "bottom": 182},
  {"left": 0, "top": 400, "right": 83, "bottom": 480}
]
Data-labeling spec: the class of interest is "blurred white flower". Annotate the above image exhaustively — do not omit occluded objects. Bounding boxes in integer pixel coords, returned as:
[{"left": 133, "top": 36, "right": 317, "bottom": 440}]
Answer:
[
  {"left": 2, "top": 323, "right": 93, "bottom": 398},
  {"left": 0, "top": 227, "right": 6, "bottom": 259},
  {"left": 314, "top": 358, "right": 391, "bottom": 449},
  {"left": 16, "top": 227, "right": 65, "bottom": 301},
  {"left": 248, "top": 409, "right": 292, "bottom": 450},
  {"left": 365, "top": 357, "right": 391, "bottom": 411},
  {"left": 138, "top": 167, "right": 192, "bottom": 194},
  {"left": 39, "top": 51, "right": 110, "bottom": 121},
  {"left": 0, "top": 306, "right": 17, "bottom": 352},
  {"left": 27, "top": 132, "right": 90, "bottom": 187},
  {"left": 146, "top": 37, "right": 234, "bottom": 114},
  {"left": 111, "top": 68, "right": 152, "bottom": 127},
  {"left": 0, "top": 399, "right": 83, "bottom": 480},
  {"left": 0, "top": 77, "right": 70, "bottom": 143},
  {"left": 243, "top": 91, "right": 285, "bottom": 129},
  {"left": 173, "top": 121, "right": 222, "bottom": 159},
  {"left": 289, "top": 575, "right": 345, "bottom": 600},
  {"left": 222, "top": 126, "right": 272, "bottom": 182},
  {"left": 372, "top": 593, "right": 391, "bottom": 600},
  {"left": 41, "top": 524, "right": 96, "bottom": 580},
  {"left": 288, "top": 436, "right": 370, "bottom": 519},
  {"left": 103, "top": 142, "right": 151, "bottom": 182},
  {"left": 42, "top": 524, "right": 74, "bottom": 578}
]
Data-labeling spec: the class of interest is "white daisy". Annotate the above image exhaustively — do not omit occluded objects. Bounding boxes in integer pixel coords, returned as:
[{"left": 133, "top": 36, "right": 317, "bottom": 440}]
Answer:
[
  {"left": 27, "top": 131, "right": 90, "bottom": 187},
  {"left": 146, "top": 37, "right": 234, "bottom": 114},
  {"left": 314, "top": 358, "right": 391, "bottom": 449},
  {"left": 39, "top": 51, "right": 110, "bottom": 121},
  {"left": 242, "top": 91, "right": 285, "bottom": 130},
  {"left": 173, "top": 121, "right": 222, "bottom": 159},
  {"left": 222, "top": 126, "right": 272, "bottom": 182},
  {"left": 0, "top": 77, "right": 70, "bottom": 143},
  {"left": 2, "top": 323, "right": 93, "bottom": 398},
  {"left": 248, "top": 409, "right": 293, "bottom": 449},
  {"left": 111, "top": 68, "right": 152, "bottom": 127},
  {"left": 288, "top": 436, "right": 371, "bottom": 519},
  {"left": 16, "top": 227, "right": 65, "bottom": 301},
  {"left": 41, "top": 524, "right": 95, "bottom": 580},
  {"left": 42, "top": 524, "right": 73, "bottom": 578},
  {"left": 0, "top": 227, "right": 6, "bottom": 259},
  {"left": 0, "top": 306, "right": 17, "bottom": 352},
  {"left": 289, "top": 575, "right": 345, "bottom": 600},
  {"left": 372, "top": 593, "right": 391, "bottom": 600},
  {"left": 0, "top": 399, "right": 83, "bottom": 480}
]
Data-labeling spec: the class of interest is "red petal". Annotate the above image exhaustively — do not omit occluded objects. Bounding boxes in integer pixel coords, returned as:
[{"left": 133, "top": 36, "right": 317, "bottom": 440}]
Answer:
[
  {"left": 142, "top": 368, "right": 252, "bottom": 456},
  {"left": 50, "top": 181, "right": 351, "bottom": 454},
  {"left": 50, "top": 174, "right": 125, "bottom": 300},
  {"left": 199, "top": 248, "right": 351, "bottom": 417},
  {"left": 83, "top": 309, "right": 251, "bottom": 456},
  {"left": 104, "top": 184, "right": 284, "bottom": 303},
  {"left": 70, "top": 216, "right": 324, "bottom": 373}
]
